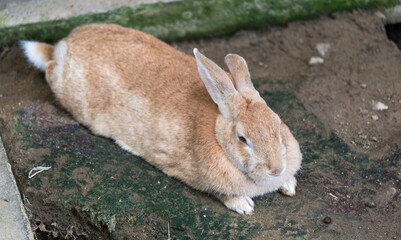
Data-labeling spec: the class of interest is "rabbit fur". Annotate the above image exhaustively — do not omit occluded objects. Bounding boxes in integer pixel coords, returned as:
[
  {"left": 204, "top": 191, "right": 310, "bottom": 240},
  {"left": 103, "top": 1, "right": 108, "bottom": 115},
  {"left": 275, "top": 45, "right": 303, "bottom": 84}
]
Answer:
[{"left": 22, "top": 24, "right": 302, "bottom": 214}]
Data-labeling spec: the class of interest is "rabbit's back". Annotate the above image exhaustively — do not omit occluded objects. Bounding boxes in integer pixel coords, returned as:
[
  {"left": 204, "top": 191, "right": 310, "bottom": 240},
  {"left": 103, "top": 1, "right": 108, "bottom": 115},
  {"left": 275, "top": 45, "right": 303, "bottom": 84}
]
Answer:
[
  {"left": 47, "top": 24, "right": 214, "bottom": 178},
  {"left": 62, "top": 24, "right": 207, "bottom": 111}
]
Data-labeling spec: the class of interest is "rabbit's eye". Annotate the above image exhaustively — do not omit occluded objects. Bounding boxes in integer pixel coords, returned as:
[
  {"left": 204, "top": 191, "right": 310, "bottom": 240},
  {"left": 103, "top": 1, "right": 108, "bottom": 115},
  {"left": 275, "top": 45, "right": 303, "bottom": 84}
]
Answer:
[{"left": 238, "top": 136, "right": 248, "bottom": 144}]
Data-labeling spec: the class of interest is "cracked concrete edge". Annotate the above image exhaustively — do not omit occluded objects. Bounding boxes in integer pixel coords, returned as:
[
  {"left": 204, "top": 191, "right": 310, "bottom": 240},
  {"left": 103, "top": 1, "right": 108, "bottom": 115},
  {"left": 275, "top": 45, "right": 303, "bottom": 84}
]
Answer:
[{"left": 0, "top": 136, "right": 35, "bottom": 240}]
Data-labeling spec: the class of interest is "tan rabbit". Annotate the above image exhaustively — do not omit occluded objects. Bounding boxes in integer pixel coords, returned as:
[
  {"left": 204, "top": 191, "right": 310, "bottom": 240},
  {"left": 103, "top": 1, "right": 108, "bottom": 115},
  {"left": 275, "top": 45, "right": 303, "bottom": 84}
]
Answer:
[{"left": 21, "top": 24, "right": 302, "bottom": 214}]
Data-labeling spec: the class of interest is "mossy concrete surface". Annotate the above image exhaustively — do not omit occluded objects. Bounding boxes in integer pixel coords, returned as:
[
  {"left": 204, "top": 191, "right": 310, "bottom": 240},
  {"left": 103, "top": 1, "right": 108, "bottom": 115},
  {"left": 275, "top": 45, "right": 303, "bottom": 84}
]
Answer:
[
  {"left": 6, "top": 78, "right": 400, "bottom": 239},
  {"left": 0, "top": 0, "right": 400, "bottom": 46}
]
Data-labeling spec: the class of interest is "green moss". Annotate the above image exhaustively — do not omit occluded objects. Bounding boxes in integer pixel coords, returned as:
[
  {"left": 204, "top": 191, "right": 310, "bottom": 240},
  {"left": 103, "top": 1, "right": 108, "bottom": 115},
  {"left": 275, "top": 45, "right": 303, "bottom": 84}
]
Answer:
[
  {"left": 1, "top": 0, "right": 399, "bottom": 46},
  {"left": 0, "top": 13, "right": 6, "bottom": 29}
]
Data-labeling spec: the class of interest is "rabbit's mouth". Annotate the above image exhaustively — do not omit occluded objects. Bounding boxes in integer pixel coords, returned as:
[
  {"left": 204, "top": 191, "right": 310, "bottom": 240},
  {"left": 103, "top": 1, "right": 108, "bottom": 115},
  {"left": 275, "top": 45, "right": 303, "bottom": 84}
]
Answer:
[
  {"left": 247, "top": 172, "right": 278, "bottom": 183},
  {"left": 248, "top": 161, "right": 287, "bottom": 183}
]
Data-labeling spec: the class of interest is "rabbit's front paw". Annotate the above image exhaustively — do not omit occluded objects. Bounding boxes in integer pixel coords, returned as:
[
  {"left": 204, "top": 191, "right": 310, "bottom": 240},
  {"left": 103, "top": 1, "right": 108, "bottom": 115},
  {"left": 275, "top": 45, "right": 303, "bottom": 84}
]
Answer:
[
  {"left": 222, "top": 196, "right": 254, "bottom": 215},
  {"left": 279, "top": 176, "right": 297, "bottom": 196}
]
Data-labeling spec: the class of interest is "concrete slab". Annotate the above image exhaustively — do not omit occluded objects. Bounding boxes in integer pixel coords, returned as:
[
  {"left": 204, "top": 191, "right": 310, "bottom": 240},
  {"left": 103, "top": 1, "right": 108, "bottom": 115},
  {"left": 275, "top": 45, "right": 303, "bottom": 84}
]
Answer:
[
  {"left": 0, "top": 136, "right": 34, "bottom": 240},
  {"left": 0, "top": 0, "right": 174, "bottom": 27}
]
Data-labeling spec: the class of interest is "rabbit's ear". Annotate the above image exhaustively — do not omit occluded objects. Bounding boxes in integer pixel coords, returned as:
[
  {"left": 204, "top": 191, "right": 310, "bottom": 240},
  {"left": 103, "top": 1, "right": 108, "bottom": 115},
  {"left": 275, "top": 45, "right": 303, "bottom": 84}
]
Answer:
[
  {"left": 224, "top": 54, "right": 256, "bottom": 92},
  {"left": 194, "top": 48, "right": 237, "bottom": 117}
]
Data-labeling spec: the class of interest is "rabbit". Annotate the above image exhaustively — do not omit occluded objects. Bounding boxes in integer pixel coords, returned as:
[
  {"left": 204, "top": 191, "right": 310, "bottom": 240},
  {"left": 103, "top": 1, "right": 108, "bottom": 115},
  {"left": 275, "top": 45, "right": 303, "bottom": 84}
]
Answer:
[{"left": 21, "top": 24, "right": 302, "bottom": 214}]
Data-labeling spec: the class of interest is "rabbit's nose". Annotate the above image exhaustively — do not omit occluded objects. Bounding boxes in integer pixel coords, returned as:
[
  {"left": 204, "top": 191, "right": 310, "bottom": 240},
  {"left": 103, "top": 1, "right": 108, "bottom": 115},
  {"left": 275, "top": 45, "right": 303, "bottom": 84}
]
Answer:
[
  {"left": 267, "top": 161, "right": 285, "bottom": 177},
  {"left": 268, "top": 168, "right": 282, "bottom": 177}
]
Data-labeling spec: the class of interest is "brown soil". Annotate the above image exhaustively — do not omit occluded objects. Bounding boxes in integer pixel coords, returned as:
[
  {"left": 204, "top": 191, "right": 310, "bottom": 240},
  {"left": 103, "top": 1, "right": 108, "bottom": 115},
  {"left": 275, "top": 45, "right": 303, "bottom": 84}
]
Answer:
[{"left": 0, "top": 9, "right": 400, "bottom": 239}]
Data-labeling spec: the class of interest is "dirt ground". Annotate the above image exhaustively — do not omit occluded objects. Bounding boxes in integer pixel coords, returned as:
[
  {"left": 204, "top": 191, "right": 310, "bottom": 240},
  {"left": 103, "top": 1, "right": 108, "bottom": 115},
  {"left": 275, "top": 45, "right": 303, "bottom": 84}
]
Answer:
[{"left": 0, "top": 10, "right": 400, "bottom": 239}]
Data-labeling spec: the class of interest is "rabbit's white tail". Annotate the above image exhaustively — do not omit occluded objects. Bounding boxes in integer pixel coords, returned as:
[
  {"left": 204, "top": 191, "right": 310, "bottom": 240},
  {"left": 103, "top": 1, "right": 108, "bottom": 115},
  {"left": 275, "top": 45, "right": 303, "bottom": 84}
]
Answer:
[{"left": 21, "top": 41, "right": 54, "bottom": 71}]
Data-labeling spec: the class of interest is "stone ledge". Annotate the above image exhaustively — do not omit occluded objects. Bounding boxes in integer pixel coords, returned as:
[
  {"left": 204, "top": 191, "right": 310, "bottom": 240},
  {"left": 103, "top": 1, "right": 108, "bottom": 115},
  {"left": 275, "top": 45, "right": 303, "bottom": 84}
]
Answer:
[
  {"left": 0, "top": 0, "right": 399, "bottom": 46},
  {"left": 0, "top": 136, "right": 34, "bottom": 240}
]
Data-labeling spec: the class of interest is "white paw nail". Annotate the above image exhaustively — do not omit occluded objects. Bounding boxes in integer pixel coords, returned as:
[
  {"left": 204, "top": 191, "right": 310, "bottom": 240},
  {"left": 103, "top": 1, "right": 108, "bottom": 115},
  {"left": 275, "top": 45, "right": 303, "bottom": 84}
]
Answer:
[
  {"left": 280, "top": 179, "right": 297, "bottom": 196},
  {"left": 224, "top": 196, "right": 254, "bottom": 215}
]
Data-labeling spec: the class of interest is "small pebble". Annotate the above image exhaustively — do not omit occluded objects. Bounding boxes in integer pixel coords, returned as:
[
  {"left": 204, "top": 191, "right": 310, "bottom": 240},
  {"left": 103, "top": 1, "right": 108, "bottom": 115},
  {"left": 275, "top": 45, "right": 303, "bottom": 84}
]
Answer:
[
  {"left": 366, "top": 201, "right": 376, "bottom": 208},
  {"left": 372, "top": 101, "right": 388, "bottom": 111},
  {"left": 360, "top": 108, "right": 368, "bottom": 114},
  {"left": 258, "top": 62, "right": 268, "bottom": 68},
  {"left": 372, "top": 115, "right": 379, "bottom": 121},
  {"left": 361, "top": 83, "right": 367, "bottom": 88},
  {"left": 386, "top": 187, "right": 397, "bottom": 199},
  {"left": 39, "top": 222, "right": 47, "bottom": 231},
  {"left": 316, "top": 43, "right": 331, "bottom": 57},
  {"left": 309, "top": 56, "right": 324, "bottom": 66},
  {"left": 323, "top": 216, "right": 332, "bottom": 224}
]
